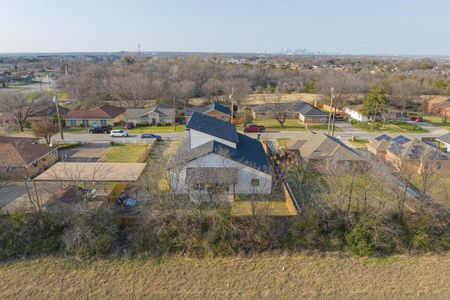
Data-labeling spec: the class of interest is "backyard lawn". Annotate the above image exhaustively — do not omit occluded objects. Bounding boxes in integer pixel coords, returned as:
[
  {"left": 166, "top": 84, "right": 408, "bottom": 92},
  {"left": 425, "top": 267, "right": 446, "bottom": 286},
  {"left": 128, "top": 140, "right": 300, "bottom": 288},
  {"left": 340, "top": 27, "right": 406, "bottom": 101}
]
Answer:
[{"left": 98, "top": 144, "right": 150, "bottom": 163}]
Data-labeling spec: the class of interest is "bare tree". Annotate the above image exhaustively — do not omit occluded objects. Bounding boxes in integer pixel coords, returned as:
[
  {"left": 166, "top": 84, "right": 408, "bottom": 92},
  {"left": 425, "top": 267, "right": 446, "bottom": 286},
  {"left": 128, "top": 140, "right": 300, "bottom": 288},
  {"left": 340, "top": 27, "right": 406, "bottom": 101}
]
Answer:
[
  {"left": 0, "top": 92, "right": 42, "bottom": 131},
  {"left": 32, "top": 118, "right": 57, "bottom": 144},
  {"left": 267, "top": 93, "right": 290, "bottom": 128},
  {"left": 109, "top": 73, "right": 152, "bottom": 108}
]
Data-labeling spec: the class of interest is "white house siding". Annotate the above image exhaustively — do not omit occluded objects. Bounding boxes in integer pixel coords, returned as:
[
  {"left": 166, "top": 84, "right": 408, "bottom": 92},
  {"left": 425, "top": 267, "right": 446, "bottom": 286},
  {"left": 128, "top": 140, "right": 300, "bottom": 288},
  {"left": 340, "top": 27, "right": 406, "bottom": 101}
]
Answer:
[
  {"left": 343, "top": 107, "right": 369, "bottom": 122},
  {"left": 169, "top": 153, "right": 272, "bottom": 197},
  {"left": 189, "top": 129, "right": 237, "bottom": 149}
]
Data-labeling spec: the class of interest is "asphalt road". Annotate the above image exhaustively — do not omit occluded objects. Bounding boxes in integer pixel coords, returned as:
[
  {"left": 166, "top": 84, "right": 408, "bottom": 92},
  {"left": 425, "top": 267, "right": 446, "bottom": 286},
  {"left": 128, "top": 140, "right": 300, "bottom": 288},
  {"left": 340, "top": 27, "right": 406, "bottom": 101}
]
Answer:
[{"left": 11, "top": 121, "right": 449, "bottom": 144}]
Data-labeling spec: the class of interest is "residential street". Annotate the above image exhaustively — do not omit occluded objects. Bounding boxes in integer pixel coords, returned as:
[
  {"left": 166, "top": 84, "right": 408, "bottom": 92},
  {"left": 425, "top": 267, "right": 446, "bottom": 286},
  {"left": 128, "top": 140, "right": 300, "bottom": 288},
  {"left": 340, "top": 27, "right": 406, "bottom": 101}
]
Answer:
[{"left": 10, "top": 121, "right": 449, "bottom": 144}]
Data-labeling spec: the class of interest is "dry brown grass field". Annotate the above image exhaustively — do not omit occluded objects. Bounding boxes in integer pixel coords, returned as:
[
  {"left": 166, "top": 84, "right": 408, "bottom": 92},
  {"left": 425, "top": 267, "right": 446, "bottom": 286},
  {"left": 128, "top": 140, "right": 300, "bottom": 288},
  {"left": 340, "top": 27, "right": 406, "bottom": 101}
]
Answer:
[
  {"left": 0, "top": 253, "right": 449, "bottom": 299},
  {"left": 189, "top": 92, "right": 324, "bottom": 106}
]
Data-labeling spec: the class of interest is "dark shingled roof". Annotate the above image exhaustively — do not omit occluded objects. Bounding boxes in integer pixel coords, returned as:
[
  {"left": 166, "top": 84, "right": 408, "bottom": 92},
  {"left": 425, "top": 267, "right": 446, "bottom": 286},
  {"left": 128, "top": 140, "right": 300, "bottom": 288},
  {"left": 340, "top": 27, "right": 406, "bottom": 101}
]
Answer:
[
  {"left": 184, "top": 102, "right": 231, "bottom": 116},
  {"left": 252, "top": 101, "right": 327, "bottom": 117},
  {"left": 186, "top": 112, "right": 238, "bottom": 143},
  {"left": 168, "top": 133, "right": 272, "bottom": 174}
]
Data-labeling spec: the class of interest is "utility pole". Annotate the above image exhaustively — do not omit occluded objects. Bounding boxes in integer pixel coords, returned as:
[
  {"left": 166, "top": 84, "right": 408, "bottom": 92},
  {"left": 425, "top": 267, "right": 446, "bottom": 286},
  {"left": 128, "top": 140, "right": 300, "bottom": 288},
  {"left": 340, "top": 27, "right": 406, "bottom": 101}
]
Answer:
[
  {"left": 50, "top": 80, "right": 64, "bottom": 143},
  {"left": 138, "top": 44, "right": 141, "bottom": 56},
  {"left": 327, "top": 87, "right": 334, "bottom": 135},
  {"left": 229, "top": 87, "right": 234, "bottom": 124},
  {"left": 53, "top": 96, "right": 64, "bottom": 142},
  {"left": 331, "top": 93, "right": 337, "bottom": 137}
]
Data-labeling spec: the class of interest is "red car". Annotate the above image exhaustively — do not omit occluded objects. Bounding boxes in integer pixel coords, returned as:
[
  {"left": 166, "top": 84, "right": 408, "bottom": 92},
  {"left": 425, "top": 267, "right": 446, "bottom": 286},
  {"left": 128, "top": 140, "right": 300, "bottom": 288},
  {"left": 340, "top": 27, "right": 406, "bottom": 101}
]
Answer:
[{"left": 244, "top": 124, "right": 265, "bottom": 133}]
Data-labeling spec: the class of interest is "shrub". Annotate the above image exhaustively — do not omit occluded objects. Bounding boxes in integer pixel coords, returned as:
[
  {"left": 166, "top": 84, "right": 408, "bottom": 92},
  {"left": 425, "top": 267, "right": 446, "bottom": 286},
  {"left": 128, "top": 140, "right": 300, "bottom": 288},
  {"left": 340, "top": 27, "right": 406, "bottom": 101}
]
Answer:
[
  {"left": 0, "top": 212, "right": 65, "bottom": 259},
  {"left": 345, "top": 224, "right": 374, "bottom": 256},
  {"left": 136, "top": 122, "right": 149, "bottom": 128},
  {"left": 63, "top": 210, "right": 118, "bottom": 257}
]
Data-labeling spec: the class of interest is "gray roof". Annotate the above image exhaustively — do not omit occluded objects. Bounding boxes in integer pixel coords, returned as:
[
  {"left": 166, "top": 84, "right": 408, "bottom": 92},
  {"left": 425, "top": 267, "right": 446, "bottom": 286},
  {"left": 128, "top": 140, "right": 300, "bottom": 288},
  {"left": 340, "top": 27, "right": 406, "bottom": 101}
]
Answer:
[
  {"left": 437, "top": 133, "right": 450, "bottom": 144},
  {"left": 168, "top": 133, "right": 272, "bottom": 174},
  {"left": 184, "top": 102, "right": 231, "bottom": 117},
  {"left": 186, "top": 112, "right": 238, "bottom": 143},
  {"left": 124, "top": 105, "right": 174, "bottom": 120},
  {"left": 252, "top": 101, "right": 327, "bottom": 117}
]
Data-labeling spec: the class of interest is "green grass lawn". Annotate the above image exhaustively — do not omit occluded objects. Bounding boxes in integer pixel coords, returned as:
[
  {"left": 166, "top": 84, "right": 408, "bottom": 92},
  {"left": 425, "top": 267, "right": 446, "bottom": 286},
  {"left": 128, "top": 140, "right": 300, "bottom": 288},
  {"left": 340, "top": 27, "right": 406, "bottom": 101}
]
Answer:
[
  {"left": 352, "top": 120, "right": 428, "bottom": 133},
  {"left": 98, "top": 144, "right": 149, "bottom": 163},
  {"left": 349, "top": 138, "right": 369, "bottom": 150},
  {"left": 245, "top": 119, "right": 339, "bottom": 132},
  {"left": 423, "top": 115, "right": 450, "bottom": 129}
]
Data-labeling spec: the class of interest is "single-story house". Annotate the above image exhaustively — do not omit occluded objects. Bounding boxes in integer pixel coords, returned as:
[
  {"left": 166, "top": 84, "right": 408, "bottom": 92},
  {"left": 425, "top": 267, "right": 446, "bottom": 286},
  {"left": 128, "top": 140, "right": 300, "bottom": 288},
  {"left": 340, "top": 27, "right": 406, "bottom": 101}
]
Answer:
[
  {"left": 0, "top": 136, "right": 58, "bottom": 179},
  {"left": 65, "top": 104, "right": 125, "bottom": 127},
  {"left": 124, "top": 105, "right": 175, "bottom": 126},
  {"left": 367, "top": 134, "right": 393, "bottom": 158},
  {"left": 436, "top": 133, "right": 450, "bottom": 154},
  {"left": 286, "top": 132, "right": 368, "bottom": 172},
  {"left": 379, "top": 135, "right": 450, "bottom": 174},
  {"left": 251, "top": 101, "right": 328, "bottom": 123},
  {"left": 343, "top": 105, "right": 370, "bottom": 122},
  {"left": 183, "top": 102, "right": 232, "bottom": 123},
  {"left": 168, "top": 112, "right": 272, "bottom": 202}
]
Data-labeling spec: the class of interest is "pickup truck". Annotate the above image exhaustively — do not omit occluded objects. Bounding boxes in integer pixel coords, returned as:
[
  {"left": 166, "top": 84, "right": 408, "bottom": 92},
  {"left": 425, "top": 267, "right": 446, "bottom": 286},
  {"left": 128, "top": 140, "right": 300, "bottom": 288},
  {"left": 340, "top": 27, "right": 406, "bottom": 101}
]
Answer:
[{"left": 88, "top": 125, "right": 112, "bottom": 134}]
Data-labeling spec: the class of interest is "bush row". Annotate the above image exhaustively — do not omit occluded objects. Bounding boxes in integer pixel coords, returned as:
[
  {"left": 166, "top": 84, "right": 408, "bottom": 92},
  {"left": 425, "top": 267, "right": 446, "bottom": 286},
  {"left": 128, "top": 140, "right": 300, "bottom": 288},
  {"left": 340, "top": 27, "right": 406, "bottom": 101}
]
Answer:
[{"left": 0, "top": 208, "right": 448, "bottom": 260}]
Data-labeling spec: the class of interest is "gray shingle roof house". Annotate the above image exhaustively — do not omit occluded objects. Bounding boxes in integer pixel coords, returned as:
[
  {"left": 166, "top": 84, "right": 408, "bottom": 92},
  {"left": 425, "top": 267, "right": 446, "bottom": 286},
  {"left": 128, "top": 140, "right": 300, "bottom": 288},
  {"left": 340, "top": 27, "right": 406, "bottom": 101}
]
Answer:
[
  {"left": 168, "top": 112, "right": 272, "bottom": 201},
  {"left": 251, "top": 101, "right": 328, "bottom": 123},
  {"left": 124, "top": 104, "right": 174, "bottom": 126},
  {"left": 184, "top": 102, "right": 232, "bottom": 122},
  {"left": 186, "top": 111, "right": 239, "bottom": 144}
]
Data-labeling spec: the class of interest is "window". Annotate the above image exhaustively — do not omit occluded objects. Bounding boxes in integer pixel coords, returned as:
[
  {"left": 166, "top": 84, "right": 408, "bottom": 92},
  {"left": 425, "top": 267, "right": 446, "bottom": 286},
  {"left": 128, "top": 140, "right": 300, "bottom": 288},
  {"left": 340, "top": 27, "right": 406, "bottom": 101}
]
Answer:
[
  {"left": 251, "top": 178, "right": 260, "bottom": 187},
  {"left": 69, "top": 120, "right": 76, "bottom": 126},
  {"left": 82, "top": 120, "right": 89, "bottom": 126},
  {"left": 100, "top": 120, "right": 107, "bottom": 125}
]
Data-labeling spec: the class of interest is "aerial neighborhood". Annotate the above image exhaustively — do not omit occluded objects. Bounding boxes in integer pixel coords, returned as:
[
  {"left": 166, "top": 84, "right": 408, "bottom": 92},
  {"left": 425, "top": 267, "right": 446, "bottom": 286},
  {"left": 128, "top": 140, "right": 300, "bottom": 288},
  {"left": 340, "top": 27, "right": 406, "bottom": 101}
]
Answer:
[
  {"left": 0, "top": 54, "right": 450, "bottom": 291},
  {"left": 2, "top": 0, "right": 450, "bottom": 296}
]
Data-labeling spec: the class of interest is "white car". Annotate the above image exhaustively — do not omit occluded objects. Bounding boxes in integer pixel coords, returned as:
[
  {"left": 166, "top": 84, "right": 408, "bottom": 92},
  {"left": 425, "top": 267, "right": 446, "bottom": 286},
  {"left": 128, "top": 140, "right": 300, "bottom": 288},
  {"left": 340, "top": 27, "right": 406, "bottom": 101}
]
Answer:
[{"left": 110, "top": 129, "right": 129, "bottom": 137}]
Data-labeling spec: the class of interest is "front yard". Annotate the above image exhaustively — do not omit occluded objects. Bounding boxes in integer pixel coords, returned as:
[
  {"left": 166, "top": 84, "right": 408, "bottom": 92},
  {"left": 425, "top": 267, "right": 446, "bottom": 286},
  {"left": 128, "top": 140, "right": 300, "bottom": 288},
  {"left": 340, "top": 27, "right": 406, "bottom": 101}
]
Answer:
[
  {"left": 423, "top": 115, "right": 450, "bottom": 130},
  {"left": 246, "top": 119, "right": 339, "bottom": 132},
  {"left": 352, "top": 120, "right": 428, "bottom": 133}
]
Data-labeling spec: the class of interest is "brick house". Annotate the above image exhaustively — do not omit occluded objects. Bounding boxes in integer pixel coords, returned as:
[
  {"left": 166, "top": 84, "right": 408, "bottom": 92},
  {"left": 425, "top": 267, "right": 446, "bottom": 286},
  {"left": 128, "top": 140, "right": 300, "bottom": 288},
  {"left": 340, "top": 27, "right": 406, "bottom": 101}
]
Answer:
[
  {"left": 0, "top": 136, "right": 58, "bottom": 179},
  {"left": 65, "top": 104, "right": 125, "bottom": 127}
]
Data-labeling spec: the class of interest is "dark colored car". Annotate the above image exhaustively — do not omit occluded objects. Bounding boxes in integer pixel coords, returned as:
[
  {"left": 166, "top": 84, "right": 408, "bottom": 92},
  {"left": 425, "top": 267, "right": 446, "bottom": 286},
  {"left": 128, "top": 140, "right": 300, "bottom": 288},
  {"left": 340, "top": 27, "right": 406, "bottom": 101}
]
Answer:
[
  {"left": 124, "top": 122, "right": 135, "bottom": 129},
  {"left": 88, "top": 125, "right": 112, "bottom": 134},
  {"left": 141, "top": 133, "right": 162, "bottom": 141},
  {"left": 243, "top": 124, "right": 265, "bottom": 133}
]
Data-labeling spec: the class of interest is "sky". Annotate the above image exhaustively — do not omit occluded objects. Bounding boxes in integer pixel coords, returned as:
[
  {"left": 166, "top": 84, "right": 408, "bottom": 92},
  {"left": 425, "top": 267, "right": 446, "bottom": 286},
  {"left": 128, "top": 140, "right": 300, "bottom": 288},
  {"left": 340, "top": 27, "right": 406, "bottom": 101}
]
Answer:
[{"left": 1, "top": 0, "right": 449, "bottom": 55}]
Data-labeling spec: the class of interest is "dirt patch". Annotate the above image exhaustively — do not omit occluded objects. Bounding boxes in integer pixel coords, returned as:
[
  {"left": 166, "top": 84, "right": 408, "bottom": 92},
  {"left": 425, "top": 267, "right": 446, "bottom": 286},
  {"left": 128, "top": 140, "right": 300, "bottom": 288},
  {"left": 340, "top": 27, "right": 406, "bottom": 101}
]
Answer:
[{"left": 0, "top": 254, "right": 448, "bottom": 299}]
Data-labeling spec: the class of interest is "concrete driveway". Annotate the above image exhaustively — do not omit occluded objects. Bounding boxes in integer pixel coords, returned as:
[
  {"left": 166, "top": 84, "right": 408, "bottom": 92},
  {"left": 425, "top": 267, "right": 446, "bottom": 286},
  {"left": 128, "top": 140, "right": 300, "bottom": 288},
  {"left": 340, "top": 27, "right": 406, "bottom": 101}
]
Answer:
[{"left": 0, "top": 182, "right": 61, "bottom": 214}]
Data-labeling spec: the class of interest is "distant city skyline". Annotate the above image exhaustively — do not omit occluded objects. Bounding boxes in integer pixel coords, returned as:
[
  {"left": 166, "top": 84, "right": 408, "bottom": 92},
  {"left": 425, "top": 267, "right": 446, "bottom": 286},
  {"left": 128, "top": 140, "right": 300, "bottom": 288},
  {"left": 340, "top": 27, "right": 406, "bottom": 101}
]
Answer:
[{"left": 1, "top": 0, "right": 449, "bottom": 56}]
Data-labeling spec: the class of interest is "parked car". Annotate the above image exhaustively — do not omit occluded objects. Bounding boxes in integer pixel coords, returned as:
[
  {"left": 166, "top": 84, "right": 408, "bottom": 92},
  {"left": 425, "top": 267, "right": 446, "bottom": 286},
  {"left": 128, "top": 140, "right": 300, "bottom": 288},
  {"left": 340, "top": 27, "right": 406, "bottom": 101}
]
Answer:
[
  {"left": 110, "top": 129, "right": 129, "bottom": 137},
  {"left": 244, "top": 124, "right": 265, "bottom": 133},
  {"left": 141, "top": 133, "right": 162, "bottom": 141},
  {"left": 410, "top": 116, "right": 424, "bottom": 122},
  {"left": 124, "top": 122, "right": 135, "bottom": 129},
  {"left": 88, "top": 125, "right": 112, "bottom": 134}
]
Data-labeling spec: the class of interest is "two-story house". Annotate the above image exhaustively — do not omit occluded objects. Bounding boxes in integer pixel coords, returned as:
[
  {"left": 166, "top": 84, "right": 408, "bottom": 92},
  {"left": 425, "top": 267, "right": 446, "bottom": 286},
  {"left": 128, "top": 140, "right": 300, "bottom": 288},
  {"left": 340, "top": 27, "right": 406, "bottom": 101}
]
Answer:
[{"left": 168, "top": 112, "right": 272, "bottom": 202}]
